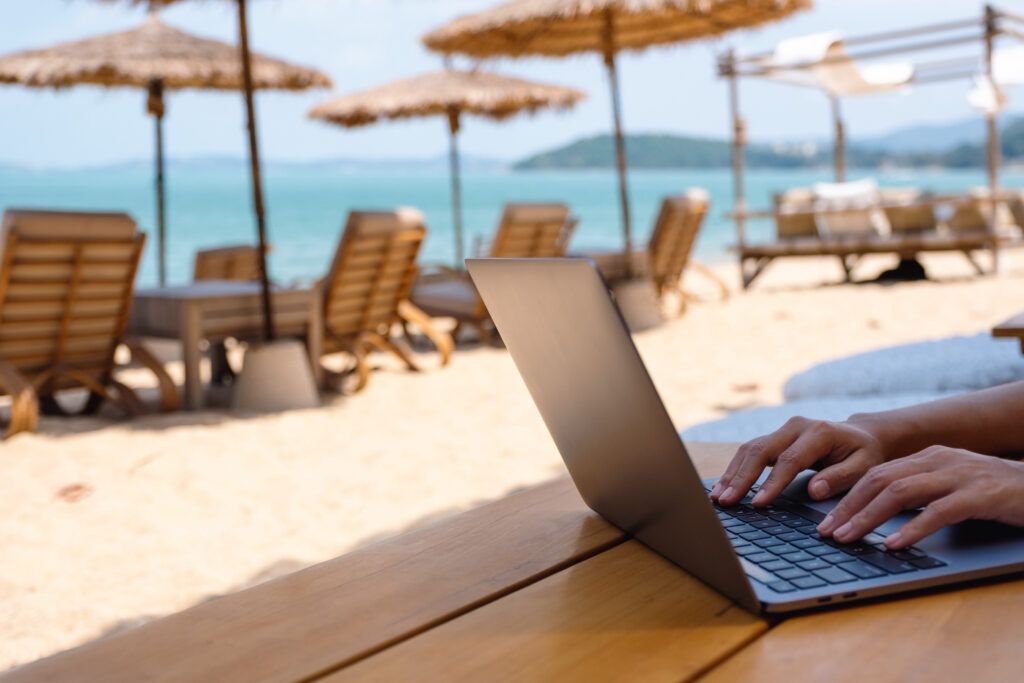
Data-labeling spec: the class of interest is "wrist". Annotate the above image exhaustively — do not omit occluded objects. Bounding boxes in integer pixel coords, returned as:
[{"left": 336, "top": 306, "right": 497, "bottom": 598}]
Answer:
[{"left": 845, "top": 411, "right": 912, "bottom": 462}]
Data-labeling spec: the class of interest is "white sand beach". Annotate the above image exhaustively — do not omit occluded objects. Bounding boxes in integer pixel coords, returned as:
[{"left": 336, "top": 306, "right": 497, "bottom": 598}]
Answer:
[{"left": 3, "top": 251, "right": 1024, "bottom": 671}]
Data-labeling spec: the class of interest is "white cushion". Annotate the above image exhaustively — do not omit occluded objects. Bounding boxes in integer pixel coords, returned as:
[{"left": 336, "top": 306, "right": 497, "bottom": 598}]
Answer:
[{"left": 783, "top": 333, "right": 1024, "bottom": 400}]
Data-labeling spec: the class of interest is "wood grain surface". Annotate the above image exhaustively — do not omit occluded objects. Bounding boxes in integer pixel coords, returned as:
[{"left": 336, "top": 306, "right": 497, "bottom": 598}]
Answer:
[{"left": 324, "top": 541, "right": 768, "bottom": 683}]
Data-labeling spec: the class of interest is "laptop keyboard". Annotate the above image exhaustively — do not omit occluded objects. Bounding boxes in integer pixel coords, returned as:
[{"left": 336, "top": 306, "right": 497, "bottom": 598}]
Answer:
[{"left": 708, "top": 485, "right": 946, "bottom": 594}]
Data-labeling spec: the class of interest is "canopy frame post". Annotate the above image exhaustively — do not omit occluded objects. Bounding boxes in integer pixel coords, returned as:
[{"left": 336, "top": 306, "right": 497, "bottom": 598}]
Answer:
[
  {"left": 447, "top": 108, "right": 465, "bottom": 268},
  {"left": 984, "top": 4, "right": 1002, "bottom": 274},
  {"left": 723, "top": 50, "right": 747, "bottom": 252},
  {"left": 147, "top": 78, "right": 167, "bottom": 287},
  {"left": 830, "top": 94, "right": 846, "bottom": 181},
  {"left": 237, "top": 0, "right": 275, "bottom": 341},
  {"left": 602, "top": 9, "right": 633, "bottom": 278}
]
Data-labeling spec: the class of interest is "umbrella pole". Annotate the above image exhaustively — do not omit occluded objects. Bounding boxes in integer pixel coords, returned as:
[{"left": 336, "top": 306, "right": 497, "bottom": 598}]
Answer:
[
  {"left": 447, "top": 109, "right": 465, "bottom": 268},
  {"left": 237, "top": 0, "right": 275, "bottom": 341},
  {"left": 148, "top": 79, "right": 167, "bottom": 286},
  {"left": 602, "top": 10, "right": 632, "bottom": 278}
]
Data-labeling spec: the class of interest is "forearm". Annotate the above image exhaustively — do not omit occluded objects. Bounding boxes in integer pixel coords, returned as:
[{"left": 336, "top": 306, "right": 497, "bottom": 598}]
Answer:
[{"left": 847, "top": 380, "right": 1024, "bottom": 460}]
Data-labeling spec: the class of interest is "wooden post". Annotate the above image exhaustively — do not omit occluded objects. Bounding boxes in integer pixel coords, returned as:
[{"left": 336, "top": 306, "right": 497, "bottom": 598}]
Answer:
[
  {"left": 984, "top": 3, "right": 1001, "bottom": 272},
  {"left": 831, "top": 95, "right": 846, "bottom": 182},
  {"left": 237, "top": 0, "right": 275, "bottom": 340},
  {"left": 725, "top": 50, "right": 747, "bottom": 249},
  {"left": 447, "top": 108, "right": 465, "bottom": 268},
  {"left": 602, "top": 9, "right": 633, "bottom": 278},
  {"left": 147, "top": 79, "right": 167, "bottom": 286}
]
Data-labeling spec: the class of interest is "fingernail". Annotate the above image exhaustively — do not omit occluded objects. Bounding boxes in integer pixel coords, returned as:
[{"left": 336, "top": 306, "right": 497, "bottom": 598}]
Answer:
[
  {"left": 721, "top": 486, "right": 736, "bottom": 502},
  {"left": 885, "top": 532, "right": 904, "bottom": 549},
  {"left": 711, "top": 482, "right": 722, "bottom": 497},
  {"left": 833, "top": 522, "right": 853, "bottom": 541},
  {"left": 751, "top": 490, "right": 766, "bottom": 506},
  {"left": 810, "top": 479, "right": 829, "bottom": 499},
  {"left": 817, "top": 513, "right": 835, "bottom": 534}
]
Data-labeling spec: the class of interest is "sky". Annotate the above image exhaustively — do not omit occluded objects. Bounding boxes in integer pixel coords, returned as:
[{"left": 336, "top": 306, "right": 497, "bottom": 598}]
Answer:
[{"left": 0, "top": 0, "right": 1021, "bottom": 168}]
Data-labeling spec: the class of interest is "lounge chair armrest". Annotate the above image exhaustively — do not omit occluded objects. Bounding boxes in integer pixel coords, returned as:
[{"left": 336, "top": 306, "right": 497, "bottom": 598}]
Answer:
[
  {"left": 0, "top": 359, "right": 38, "bottom": 436},
  {"left": 122, "top": 337, "right": 179, "bottom": 413}
]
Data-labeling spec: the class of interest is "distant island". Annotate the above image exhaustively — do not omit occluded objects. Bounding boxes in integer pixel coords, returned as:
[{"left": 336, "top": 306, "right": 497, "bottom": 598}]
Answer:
[{"left": 513, "top": 117, "right": 1024, "bottom": 170}]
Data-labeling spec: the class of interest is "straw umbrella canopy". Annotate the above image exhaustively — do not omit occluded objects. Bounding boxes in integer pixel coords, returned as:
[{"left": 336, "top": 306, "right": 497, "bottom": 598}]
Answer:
[
  {"left": 95, "top": 0, "right": 307, "bottom": 340},
  {"left": 0, "top": 13, "right": 331, "bottom": 291},
  {"left": 309, "top": 69, "right": 585, "bottom": 265},
  {"left": 423, "top": 0, "right": 810, "bottom": 275}
]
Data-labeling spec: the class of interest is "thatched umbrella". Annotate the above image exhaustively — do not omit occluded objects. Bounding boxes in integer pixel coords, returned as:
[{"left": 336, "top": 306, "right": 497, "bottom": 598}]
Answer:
[
  {"left": 95, "top": 0, "right": 310, "bottom": 340},
  {"left": 0, "top": 13, "right": 330, "bottom": 290},
  {"left": 309, "top": 69, "right": 585, "bottom": 265},
  {"left": 423, "top": 0, "right": 810, "bottom": 275}
]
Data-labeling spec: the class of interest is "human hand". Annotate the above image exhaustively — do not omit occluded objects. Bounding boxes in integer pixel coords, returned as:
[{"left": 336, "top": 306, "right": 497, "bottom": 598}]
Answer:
[
  {"left": 817, "top": 447, "right": 1024, "bottom": 549},
  {"left": 711, "top": 416, "right": 890, "bottom": 507}
]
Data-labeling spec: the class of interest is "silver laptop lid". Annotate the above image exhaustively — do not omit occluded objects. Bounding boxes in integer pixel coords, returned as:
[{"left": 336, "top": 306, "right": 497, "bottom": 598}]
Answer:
[{"left": 467, "top": 257, "right": 759, "bottom": 612}]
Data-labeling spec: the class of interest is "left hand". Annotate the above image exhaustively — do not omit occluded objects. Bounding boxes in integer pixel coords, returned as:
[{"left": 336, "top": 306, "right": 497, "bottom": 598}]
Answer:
[{"left": 816, "top": 446, "right": 1024, "bottom": 549}]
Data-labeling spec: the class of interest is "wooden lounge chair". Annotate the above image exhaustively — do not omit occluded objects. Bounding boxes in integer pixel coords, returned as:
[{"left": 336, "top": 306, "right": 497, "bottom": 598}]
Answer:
[
  {"left": 0, "top": 209, "right": 178, "bottom": 437},
  {"left": 410, "top": 203, "right": 577, "bottom": 344},
  {"left": 596, "top": 190, "right": 728, "bottom": 315},
  {"left": 193, "top": 244, "right": 265, "bottom": 281},
  {"left": 319, "top": 208, "right": 453, "bottom": 392},
  {"left": 773, "top": 188, "right": 818, "bottom": 240}
]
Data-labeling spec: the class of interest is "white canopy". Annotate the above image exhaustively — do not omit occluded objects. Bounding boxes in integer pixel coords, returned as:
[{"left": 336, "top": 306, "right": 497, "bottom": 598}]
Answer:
[{"left": 758, "top": 30, "right": 914, "bottom": 97}]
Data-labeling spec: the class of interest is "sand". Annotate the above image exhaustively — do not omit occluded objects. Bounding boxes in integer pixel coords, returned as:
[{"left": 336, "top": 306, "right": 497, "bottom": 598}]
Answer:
[{"left": 2, "top": 251, "right": 1024, "bottom": 671}]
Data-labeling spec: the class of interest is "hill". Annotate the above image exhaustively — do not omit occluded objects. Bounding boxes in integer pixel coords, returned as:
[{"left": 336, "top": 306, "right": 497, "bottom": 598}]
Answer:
[{"left": 514, "top": 117, "right": 1024, "bottom": 170}]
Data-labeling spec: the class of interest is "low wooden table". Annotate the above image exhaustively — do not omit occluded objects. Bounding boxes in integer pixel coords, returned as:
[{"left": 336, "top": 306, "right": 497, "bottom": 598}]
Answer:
[
  {"left": 5, "top": 442, "right": 1021, "bottom": 682},
  {"left": 993, "top": 311, "right": 1024, "bottom": 354},
  {"left": 127, "top": 281, "right": 322, "bottom": 410}
]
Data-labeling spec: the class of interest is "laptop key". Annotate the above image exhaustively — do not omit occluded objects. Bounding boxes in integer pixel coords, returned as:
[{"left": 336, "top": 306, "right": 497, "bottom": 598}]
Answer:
[
  {"left": 859, "top": 552, "right": 918, "bottom": 574},
  {"left": 838, "top": 560, "right": 887, "bottom": 579},
  {"left": 720, "top": 517, "right": 745, "bottom": 529},
  {"left": 909, "top": 556, "right": 947, "bottom": 569},
  {"left": 780, "top": 551, "right": 814, "bottom": 563},
  {"left": 776, "top": 567, "right": 810, "bottom": 580},
  {"left": 747, "top": 552, "right": 776, "bottom": 564},
  {"left": 763, "top": 525, "right": 791, "bottom": 536},
  {"left": 894, "top": 548, "right": 929, "bottom": 561},
  {"left": 761, "top": 559, "right": 794, "bottom": 572},
  {"left": 778, "top": 531, "right": 804, "bottom": 542},
  {"left": 738, "top": 530, "right": 770, "bottom": 541},
  {"left": 752, "top": 537, "right": 788, "bottom": 549},
  {"left": 749, "top": 519, "right": 778, "bottom": 529},
  {"left": 813, "top": 566, "right": 858, "bottom": 584},
  {"left": 821, "top": 552, "right": 849, "bottom": 564},
  {"left": 838, "top": 543, "right": 874, "bottom": 556},
  {"left": 735, "top": 544, "right": 762, "bottom": 557},
  {"left": 768, "top": 511, "right": 800, "bottom": 522},
  {"left": 806, "top": 545, "right": 835, "bottom": 557},
  {"left": 766, "top": 543, "right": 801, "bottom": 556},
  {"left": 791, "top": 575, "right": 827, "bottom": 589},
  {"left": 768, "top": 580, "right": 796, "bottom": 593},
  {"left": 792, "top": 538, "right": 820, "bottom": 549},
  {"left": 796, "top": 559, "right": 830, "bottom": 572}
]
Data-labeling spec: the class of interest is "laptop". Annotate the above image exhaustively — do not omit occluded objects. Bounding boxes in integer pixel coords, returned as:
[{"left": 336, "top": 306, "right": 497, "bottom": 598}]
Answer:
[{"left": 466, "top": 257, "right": 1024, "bottom": 613}]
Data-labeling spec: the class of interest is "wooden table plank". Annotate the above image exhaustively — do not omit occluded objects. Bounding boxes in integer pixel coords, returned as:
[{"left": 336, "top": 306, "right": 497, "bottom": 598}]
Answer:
[
  {"left": 323, "top": 541, "right": 768, "bottom": 683},
  {"left": 701, "top": 576, "right": 1024, "bottom": 682},
  {"left": 2, "top": 442, "right": 738, "bottom": 683},
  {"left": 993, "top": 311, "right": 1024, "bottom": 354},
  {"left": 1, "top": 479, "right": 618, "bottom": 683}
]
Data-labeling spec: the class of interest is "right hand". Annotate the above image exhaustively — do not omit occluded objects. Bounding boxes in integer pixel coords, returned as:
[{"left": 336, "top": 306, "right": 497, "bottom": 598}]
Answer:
[{"left": 710, "top": 416, "right": 891, "bottom": 507}]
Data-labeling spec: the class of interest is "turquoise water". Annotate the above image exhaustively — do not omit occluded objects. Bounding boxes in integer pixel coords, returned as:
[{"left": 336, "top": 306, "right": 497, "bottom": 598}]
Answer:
[{"left": 1, "top": 165, "right": 1018, "bottom": 287}]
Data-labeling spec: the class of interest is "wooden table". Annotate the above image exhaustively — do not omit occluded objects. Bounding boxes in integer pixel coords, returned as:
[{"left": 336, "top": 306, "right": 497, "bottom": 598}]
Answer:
[
  {"left": 5, "top": 442, "right": 1021, "bottom": 682},
  {"left": 127, "top": 281, "right": 322, "bottom": 410},
  {"left": 993, "top": 311, "right": 1024, "bottom": 354}
]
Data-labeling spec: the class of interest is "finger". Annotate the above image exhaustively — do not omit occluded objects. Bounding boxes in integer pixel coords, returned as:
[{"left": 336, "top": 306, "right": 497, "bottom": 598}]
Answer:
[
  {"left": 714, "top": 427, "right": 799, "bottom": 503},
  {"left": 830, "top": 473, "right": 951, "bottom": 543},
  {"left": 885, "top": 493, "right": 973, "bottom": 549},
  {"left": 718, "top": 427, "right": 803, "bottom": 505},
  {"left": 753, "top": 426, "right": 837, "bottom": 505},
  {"left": 818, "top": 457, "right": 937, "bottom": 535},
  {"left": 807, "top": 452, "right": 875, "bottom": 501}
]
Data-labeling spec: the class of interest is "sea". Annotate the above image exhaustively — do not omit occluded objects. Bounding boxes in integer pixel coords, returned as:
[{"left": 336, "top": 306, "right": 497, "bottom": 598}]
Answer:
[{"left": 1, "top": 165, "right": 1018, "bottom": 287}]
